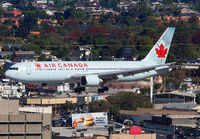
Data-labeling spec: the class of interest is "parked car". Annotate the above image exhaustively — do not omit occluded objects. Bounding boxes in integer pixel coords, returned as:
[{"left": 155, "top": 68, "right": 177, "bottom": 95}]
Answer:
[
  {"left": 177, "top": 134, "right": 187, "bottom": 139},
  {"left": 175, "top": 130, "right": 183, "bottom": 135},
  {"left": 166, "top": 134, "right": 173, "bottom": 139},
  {"left": 52, "top": 120, "right": 59, "bottom": 127},
  {"left": 184, "top": 131, "right": 194, "bottom": 136},
  {"left": 59, "top": 117, "right": 67, "bottom": 123}
]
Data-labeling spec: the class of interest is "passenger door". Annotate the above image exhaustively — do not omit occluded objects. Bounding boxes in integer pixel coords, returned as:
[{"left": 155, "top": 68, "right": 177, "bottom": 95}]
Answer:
[{"left": 26, "top": 66, "right": 31, "bottom": 75}]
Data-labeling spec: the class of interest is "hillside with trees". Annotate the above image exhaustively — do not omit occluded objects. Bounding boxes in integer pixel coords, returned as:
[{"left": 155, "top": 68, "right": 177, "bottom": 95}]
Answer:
[{"left": 0, "top": 0, "right": 199, "bottom": 62}]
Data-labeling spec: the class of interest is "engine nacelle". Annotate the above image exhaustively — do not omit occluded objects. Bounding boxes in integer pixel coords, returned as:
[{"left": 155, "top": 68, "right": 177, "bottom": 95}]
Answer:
[{"left": 81, "top": 74, "right": 102, "bottom": 86}]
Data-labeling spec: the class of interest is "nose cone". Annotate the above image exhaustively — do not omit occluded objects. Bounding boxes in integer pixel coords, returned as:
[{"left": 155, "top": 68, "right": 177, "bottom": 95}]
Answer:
[
  {"left": 5, "top": 70, "right": 11, "bottom": 79},
  {"left": 5, "top": 70, "right": 16, "bottom": 80}
]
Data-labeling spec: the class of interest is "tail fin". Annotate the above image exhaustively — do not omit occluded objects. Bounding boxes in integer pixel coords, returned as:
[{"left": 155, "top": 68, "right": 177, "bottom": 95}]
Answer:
[{"left": 142, "top": 27, "right": 175, "bottom": 65}]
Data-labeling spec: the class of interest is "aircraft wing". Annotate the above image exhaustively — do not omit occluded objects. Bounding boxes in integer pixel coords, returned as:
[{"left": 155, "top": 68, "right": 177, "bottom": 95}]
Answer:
[
  {"left": 98, "top": 63, "right": 176, "bottom": 80},
  {"left": 71, "top": 63, "right": 176, "bottom": 81}
]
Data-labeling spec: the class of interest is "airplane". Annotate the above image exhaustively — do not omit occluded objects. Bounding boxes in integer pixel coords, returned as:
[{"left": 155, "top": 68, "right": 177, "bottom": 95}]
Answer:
[{"left": 5, "top": 27, "right": 175, "bottom": 93}]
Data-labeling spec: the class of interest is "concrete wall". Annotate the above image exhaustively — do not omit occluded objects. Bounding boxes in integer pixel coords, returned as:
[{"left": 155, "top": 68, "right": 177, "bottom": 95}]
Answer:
[
  {"left": 172, "top": 118, "right": 197, "bottom": 127},
  {"left": 41, "top": 97, "right": 77, "bottom": 104},
  {"left": 26, "top": 136, "right": 41, "bottom": 139},
  {"left": 26, "top": 98, "right": 41, "bottom": 104},
  {"left": 113, "top": 134, "right": 156, "bottom": 139},
  {"left": 10, "top": 124, "right": 25, "bottom": 133},
  {"left": 9, "top": 136, "right": 24, "bottom": 139},
  {"left": 0, "top": 113, "right": 51, "bottom": 139},
  {"left": 43, "top": 130, "right": 51, "bottom": 139},
  {"left": 43, "top": 113, "right": 52, "bottom": 125},
  {"left": 0, "top": 115, "right": 9, "bottom": 121},
  {"left": 26, "top": 124, "right": 42, "bottom": 133},
  {"left": 0, "top": 137, "right": 8, "bottom": 139},
  {"left": 0, "top": 100, "right": 19, "bottom": 115},
  {"left": 19, "top": 106, "right": 52, "bottom": 114},
  {"left": 25, "top": 97, "right": 77, "bottom": 105},
  {"left": 10, "top": 115, "right": 25, "bottom": 122},
  {"left": 0, "top": 124, "right": 9, "bottom": 134},
  {"left": 95, "top": 134, "right": 156, "bottom": 139},
  {"left": 26, "top": 113, "right": 42, "bottom": 122},
  {"left": 42, "top": 114, "right": 52, "bottom": 139}
]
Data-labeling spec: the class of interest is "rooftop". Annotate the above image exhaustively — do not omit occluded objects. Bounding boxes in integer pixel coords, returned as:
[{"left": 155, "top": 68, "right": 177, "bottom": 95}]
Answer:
[
  {"left": 154, "top": 91, "right": 196, "bottom": 98},
  {"left": 164, "top": 103, "right": 199, "bottom": 110},
  {"left": 120, "top": 108, "right": 199, "bottom": 116}
]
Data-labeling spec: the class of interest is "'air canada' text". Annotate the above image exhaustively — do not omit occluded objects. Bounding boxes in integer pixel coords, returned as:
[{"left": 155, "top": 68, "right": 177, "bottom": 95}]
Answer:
[{"left": 35, "top": 63, "right": 88, "bottom": 69}]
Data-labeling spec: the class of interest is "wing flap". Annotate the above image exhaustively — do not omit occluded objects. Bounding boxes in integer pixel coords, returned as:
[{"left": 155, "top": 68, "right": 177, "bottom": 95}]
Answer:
[{"left": 99, "top": 63, "right": 172, "bottom": 79}]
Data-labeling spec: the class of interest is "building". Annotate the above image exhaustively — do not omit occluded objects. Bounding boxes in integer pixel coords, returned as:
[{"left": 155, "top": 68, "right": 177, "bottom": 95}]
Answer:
[
  {"left": 11, "top": 51, "right": 39, "bottom": 62},
  {"left": 57, "top": 83, "right": 70, "bottom": 93},
  {"left": 120, "top": 108, "right": 200, "bottom": 128},
  {"left": 2, "top": 2, "right": 12, "bottom": 9},
  {"left": 163, "top": 103, "right": 199, "bottom": 111},
  {"left": 19, "top": 106, "right": 52, "bottom": 114},
  {"left": 77, "top": 93, "right": 106, "bottom": 105},
  {"left": 123, "top": 48, "right": 133, "bottom": 60},
  {"left": 79, "top": 45, "right": 93, "bottom": 61},
  {"left": 22, "top": 97, "right": 77, "bottom": 105},
  {"left": 153, "top": 91, "right": 196, "bottom": 104},
  {"left": 0, "top": 82, "right": 26, "bottom": 98},
  {"left": 0, "top": 100, "right": 52, "bottom": 139},
  {"left": 0, "top": 52, "right": 13, "bottom": 59}
]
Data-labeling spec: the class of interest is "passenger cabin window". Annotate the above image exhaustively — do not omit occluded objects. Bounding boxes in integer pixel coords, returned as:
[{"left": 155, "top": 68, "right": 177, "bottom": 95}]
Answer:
[{"left": 9, "top": 67, "right": 18, "bottom": 70}]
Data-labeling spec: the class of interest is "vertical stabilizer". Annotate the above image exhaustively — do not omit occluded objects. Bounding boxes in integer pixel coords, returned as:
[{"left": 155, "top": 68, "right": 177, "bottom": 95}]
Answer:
[{"left": 142, "top": 27, "right": 175, "bottom": 64}]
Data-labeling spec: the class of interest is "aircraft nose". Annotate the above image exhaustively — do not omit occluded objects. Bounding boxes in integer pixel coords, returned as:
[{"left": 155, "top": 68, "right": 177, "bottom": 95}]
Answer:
[
  {"left": 5, "top": 70, "right": 13, "bottom": 79},
  {"left": 5, "top": 70, "right": 10, "bottom": 78}
]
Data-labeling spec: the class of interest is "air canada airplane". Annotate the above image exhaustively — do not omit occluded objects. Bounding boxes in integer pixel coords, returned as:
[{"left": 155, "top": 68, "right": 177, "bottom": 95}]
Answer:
[{"left": 5, "top": 27, "right": 175, "bottom": 93}]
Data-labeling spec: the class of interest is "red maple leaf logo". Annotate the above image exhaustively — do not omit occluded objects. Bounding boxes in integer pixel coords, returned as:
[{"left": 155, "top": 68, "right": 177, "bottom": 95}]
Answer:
[
  {"left": 155, "top": 44, "right": 168, "bottom": 58},
  {"left": 35, "top": 63, "right": 41, "bottom": 69}
]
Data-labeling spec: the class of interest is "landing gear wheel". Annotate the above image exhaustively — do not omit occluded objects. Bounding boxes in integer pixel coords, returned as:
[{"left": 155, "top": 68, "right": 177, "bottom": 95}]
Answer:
[
  {"left": 98, "top": 87, "right": 109, "bottom": 93},
  {"left": 74, "top": 88, "right": 80, "bottom": 93},
  {"left": 98, "top": 88, "right": 103, "bottom": 93},
  {"left": 74, "top": 87, "right": 85, "bottom": 93},
  {"left": 81, "top": 87, "right": 85, "bottom": 91},
  {"left": 103, "top": 87, "right": 109, "bottom": 91}
]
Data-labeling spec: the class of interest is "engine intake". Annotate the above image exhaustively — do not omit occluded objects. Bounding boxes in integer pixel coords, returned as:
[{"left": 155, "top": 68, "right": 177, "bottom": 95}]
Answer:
[{"left": 81, "top": 74, "right": 101, "bottom": 86}]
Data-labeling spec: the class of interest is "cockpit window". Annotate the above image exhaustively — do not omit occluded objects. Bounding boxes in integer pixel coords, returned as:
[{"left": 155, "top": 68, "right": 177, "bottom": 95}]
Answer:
[{"left": 9, "top": 67, "right": 18, "bottom": 70}]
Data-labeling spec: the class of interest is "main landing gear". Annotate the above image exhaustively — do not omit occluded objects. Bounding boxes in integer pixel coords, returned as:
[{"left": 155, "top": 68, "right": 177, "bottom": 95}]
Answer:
[
  {"left": 71, "top": 83, "right": 85, "bottom": 93},
  {"left": 98, "top": 87, "right": 109, "bottom": 93},
  {"left": 74, "top": 87, "right": 85, "bottom": 93}
]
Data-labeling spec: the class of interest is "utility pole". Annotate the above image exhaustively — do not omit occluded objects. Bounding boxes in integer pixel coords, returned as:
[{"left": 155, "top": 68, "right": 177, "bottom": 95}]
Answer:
[
  {"left": 150, "top": 77, "right": 153, "bottom": 103},
  {"left": 108, "top": 126, "right": 113, "bottom": 139},
  {"left": 173, "top": 126, "right": 176, "bottom": 139},
  {"left": 196, "top": 118, "right": 200, "bottom": 139}
]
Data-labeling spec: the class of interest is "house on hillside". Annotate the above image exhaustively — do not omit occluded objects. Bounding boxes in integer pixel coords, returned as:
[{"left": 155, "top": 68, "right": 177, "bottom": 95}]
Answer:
[
  {"left": 2, "top": 2, "right": 12, "bottom": 9},
  {"left": 11, "top": 51, "right": 39, "bottom": 62}
]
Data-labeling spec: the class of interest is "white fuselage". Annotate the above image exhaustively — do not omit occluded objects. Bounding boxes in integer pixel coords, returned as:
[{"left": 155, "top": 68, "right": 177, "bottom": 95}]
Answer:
[{"left": 5, "top": 61, "right": 169, "bottom": 84}]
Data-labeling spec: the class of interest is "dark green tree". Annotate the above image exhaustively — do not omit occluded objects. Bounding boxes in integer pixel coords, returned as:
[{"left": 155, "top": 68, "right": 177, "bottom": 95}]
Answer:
[
  {"left": 136, "top": 36, "right": 153, "bottom": 60},
  {"left": 64, "top": 101, "right": 76, "bottom": 112},
  {"left": 106, "top": 92, "right": 153, "bottom": 111},
  {"left": 54, "top": 0, "right": 65, "bottom": 11},
  {"left": 196, "top": 93, "right": 200, "bottom": 104},
  {"left": 172, "top": 23, "right": 195, "bottom": 62},
  {"left": 88, "top": 100, "right": 110, "bottom": 112},
  {"left": 23, "top": 10, "right": 38, "bottom": 34},
  {"left": 37, "top": 10, "right": 50, "bottom": 19}
]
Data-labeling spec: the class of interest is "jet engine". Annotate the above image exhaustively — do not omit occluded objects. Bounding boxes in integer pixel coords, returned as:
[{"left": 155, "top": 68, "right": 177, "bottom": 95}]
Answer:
[{"left": 81, "top": 74, "right": 102, "bottom": 86}]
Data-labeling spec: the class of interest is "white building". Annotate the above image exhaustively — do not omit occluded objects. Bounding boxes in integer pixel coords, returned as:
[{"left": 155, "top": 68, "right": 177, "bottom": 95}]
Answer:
[
  {"left": 57, "top": 83, "right": 70, "bottom": 93},
  {"left": 35, "top": 0, "right": 53, "bottom": 4},
  {"left": 2, "top": 2, "right": 12, "bottom": 8},
  {"left": 0, "top": 82, "right": 26, "bottom": 98}
]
